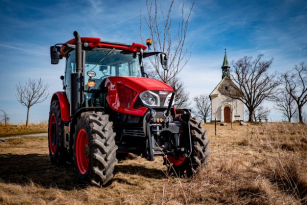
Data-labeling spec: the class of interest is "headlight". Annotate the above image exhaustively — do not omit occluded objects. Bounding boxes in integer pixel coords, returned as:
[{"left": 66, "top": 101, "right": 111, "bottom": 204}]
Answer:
[{"left": 139, "top": 91, "right": 160, "bottom": 106}]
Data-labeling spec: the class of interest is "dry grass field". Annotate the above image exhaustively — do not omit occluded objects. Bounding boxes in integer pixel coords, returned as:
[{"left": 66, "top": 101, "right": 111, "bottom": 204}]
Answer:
[
  {"left": 0, "top": 122, "right": 48, "bottom": 138},
  {"left": 0, "top": 122, "right": 306, "bottom": 204}
]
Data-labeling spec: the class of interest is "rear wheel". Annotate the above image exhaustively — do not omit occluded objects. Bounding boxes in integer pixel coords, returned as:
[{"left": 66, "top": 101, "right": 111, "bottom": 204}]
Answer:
[
  {"left": 73, "top": 112, "right": 118, "bottom": 186},
  {"left": 166, "top": 117, "right": 209, "bottom": 177},
  {"left": 48, "top": 100, "right": 67, "bottom": 164}
]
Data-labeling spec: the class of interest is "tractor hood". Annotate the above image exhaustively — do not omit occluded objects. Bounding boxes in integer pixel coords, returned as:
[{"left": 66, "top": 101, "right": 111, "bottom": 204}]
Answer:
[
  {"left": 105, "top": 76, "right": 173, "bottom": 93},
  {"left": 105, "top": 77, "right": 173, "bottom": 116}
]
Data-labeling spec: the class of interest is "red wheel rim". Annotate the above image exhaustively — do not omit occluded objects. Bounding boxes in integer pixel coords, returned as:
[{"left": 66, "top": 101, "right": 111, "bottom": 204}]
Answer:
[
  {"left": 167, "top": 155, "right": 186, "bottom": 166},
  {"left": 48, "top": 114, "right": 56, "bottom": 154},
  {"left": 76, "top": 129, "right": 89, "bottom": 174}
]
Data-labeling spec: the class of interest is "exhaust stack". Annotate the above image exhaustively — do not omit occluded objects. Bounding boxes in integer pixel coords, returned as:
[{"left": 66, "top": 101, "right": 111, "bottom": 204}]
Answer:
[
  {"left": 73, "top": 31, "right": 82, "bottom": 74},
  {"left": 71, "top": 31, "right": 82, "bottom": 115}
]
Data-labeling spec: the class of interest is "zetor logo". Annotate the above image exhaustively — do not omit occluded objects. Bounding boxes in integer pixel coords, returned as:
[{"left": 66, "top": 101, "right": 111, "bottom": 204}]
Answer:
[
  {"left": 159, "top": 91, "right": 168, "bottom": 95},
  {"left": 110, "top": 83, "right": 116, "bottom": 90}
]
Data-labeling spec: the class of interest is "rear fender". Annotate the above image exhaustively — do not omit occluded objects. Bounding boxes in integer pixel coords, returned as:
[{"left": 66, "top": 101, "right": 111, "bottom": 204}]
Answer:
[{"left": 51, "top": 92, "right": 70, "bottom": 122}]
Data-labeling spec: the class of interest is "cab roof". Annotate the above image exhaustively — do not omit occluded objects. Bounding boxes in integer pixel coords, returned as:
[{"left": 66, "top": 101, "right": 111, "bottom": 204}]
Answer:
[{"left": 65, "top": 37, "right": 147, "bottom": 52}]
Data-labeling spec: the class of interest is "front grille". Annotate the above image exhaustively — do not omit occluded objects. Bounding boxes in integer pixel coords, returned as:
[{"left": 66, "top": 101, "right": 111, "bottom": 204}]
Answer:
[
  {"left": 150, "top": 90, "right": 172, "bottom": 107},
  {"left": 122, "top": 128, "right": 145, "bottom": 137},
  {"left": 117, "top": 83, "right": 137, "bottom": 108}
]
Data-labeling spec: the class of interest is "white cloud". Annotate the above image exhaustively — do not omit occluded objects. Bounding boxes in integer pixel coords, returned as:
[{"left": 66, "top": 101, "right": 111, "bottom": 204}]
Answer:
[
  {"left": 0, "top": 44, "right": 48, "bottom": 56},
  {"left": 88, "top": 0, "right": 103, "bottom": 17}
]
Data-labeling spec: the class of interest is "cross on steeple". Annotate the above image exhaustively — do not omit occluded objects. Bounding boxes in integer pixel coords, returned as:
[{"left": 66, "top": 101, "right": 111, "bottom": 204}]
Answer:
[{"left": 221, "top": 49, "right": 230, "bottom": 79}]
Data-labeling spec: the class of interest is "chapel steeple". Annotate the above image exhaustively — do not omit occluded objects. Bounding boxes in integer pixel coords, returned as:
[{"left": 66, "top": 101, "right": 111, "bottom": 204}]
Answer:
[{"left": 221, "top": 49, "right": 230, "bottom": 79}]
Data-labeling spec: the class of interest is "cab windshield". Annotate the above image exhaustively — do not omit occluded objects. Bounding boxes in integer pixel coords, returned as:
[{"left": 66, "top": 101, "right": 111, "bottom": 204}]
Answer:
[{"left": 84, "top": 49, "right": 141, "bottom": 89}]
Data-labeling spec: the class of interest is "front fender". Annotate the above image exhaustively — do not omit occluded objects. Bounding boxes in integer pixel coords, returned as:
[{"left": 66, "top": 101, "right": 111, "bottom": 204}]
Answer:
[{"left": 51, "top": 92, "right": 70, "bottom": 122}]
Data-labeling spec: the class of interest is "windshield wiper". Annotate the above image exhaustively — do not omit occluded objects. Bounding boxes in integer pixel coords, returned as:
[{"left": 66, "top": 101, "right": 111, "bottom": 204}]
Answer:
[{"left": 90, "top": 48, "right": 115, "bottom": 71}]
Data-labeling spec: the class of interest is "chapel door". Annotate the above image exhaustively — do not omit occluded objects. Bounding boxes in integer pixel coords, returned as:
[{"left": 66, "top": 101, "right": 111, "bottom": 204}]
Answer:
[{"left": 224, "top": 107, "right": 231, "bottom": 122}]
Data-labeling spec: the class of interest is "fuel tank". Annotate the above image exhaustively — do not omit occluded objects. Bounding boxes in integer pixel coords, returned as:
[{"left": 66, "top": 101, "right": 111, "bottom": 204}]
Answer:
[{"left": 105, "top": 77, "right": 173, "bottom": 116}]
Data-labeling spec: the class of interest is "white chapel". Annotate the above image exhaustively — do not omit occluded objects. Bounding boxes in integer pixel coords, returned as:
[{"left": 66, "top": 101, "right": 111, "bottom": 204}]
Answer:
[{"left": 209, "top": 51, "right": 244, "bottom": 122}]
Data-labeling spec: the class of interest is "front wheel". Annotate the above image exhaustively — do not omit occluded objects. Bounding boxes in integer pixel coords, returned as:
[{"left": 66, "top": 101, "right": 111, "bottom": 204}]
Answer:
[
  {"left": 166, "top": 117, "right": 210, "bottom": 177},
  {"left": 48, "top": 100, "right": 67, "bottom": 164},
  {"left": 73, "top": 112, "right": 118, "bottom": 186}
]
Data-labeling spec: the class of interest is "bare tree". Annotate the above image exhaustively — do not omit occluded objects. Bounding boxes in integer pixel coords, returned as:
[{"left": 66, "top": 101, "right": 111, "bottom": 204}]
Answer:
[
  {"left": 274, "top": 90, "right": 297, "bottom": 122},
  {"left": 15, "top": 78, "right": 49, "bottom": 127},
  {"left": 253, "top": 105, "right": 270, "bottom": 122},
  {"left": 220, "top": 54, "right": 280, "bottom": 122},
  {"left": 170, "top": 77, "right": 190, "bottom": 108},
  {"left": 283, "top": 62, "right": 307, "bottom": 123},
  {"left": 140, "top": 0, "right": 193, "bottom": 106},
  {"left": 193, "top": 95, "right": 211, "bottom": 123},
  {"left": 0, "top": 110, "right": 9, "bottom": 125}
]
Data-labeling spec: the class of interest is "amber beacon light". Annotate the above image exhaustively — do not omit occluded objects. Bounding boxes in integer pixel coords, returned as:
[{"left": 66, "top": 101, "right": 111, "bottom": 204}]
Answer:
[
  {"left": 146, "top": 38, "right": 152, "bottom": 50},
  {"left": 87, "top": 81, "right": 96, "bottom": 88}
]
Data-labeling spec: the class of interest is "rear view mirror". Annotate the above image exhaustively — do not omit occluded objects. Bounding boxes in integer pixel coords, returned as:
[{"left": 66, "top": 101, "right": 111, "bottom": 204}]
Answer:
[
  {"left": 50, "top": 46, "right": 61, "bottom": 64},
  {"left": 160, "top": 53, "right": 168, "bottom": 70}
]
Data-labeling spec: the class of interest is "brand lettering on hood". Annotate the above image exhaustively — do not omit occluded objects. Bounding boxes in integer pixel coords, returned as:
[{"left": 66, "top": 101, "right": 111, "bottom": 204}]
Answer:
[{"left": 159, "top": 91, "right": 168, "bottom": 95}]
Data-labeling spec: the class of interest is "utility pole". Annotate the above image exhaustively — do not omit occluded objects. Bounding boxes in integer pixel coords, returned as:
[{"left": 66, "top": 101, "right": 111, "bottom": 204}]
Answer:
[
  {"left": 231, "top": 108, "right": 233, "bottom": 129},
  {"left": 215, "top": 117, "right": 217, "bottom": 136}
]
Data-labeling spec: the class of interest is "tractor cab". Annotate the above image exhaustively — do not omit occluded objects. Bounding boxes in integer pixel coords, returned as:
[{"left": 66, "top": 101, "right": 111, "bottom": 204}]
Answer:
[
  {"left": 51, "top": 34, "right": 168, "bottom": 110},
  {"left": 62, "top": 48, "right": 142, "bottom": 106}
]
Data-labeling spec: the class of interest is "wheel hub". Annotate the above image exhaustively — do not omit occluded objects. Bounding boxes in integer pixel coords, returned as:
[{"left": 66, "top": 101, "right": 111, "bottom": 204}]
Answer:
[
  {"left": 48, "top": 113, "right": 57, "bottom": 155},
  {"left": 76, "top": 129, "right": 90, "bottom": 175}
]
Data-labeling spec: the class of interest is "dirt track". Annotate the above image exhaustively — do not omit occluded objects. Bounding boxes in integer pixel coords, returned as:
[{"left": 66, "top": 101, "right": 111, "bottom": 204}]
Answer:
[{"left": 0, "top": 133, "right": 47, "bottom": 141}]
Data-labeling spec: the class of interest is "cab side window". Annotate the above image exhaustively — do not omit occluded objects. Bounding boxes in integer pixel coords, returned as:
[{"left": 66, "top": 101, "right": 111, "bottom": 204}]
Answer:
[{"left": 65, "top": 50, "right": 76, "bottom": 104}]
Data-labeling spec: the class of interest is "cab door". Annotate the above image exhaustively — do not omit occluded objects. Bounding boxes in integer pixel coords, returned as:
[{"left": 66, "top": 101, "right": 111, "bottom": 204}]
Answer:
[{"left": 64, "top": 50, "right": 76, "bottom": 104}]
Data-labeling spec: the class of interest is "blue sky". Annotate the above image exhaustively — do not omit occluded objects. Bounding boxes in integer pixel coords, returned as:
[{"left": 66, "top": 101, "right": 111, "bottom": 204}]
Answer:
[{"left": 0, "top": 0, "right": 306, "bottom": 124}]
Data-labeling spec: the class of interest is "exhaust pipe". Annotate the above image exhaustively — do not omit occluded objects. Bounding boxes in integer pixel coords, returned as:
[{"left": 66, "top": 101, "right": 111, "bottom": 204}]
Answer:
[
  {"left": 71, "top": 31, "right": 82, "bottom": 115},
  {"left": 73, "top": 31, "right": 82, "bottom": 74}
]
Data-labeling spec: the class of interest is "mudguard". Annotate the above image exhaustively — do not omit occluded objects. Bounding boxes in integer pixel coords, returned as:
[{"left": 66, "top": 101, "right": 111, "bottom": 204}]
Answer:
[{"left": 50, "top": 92, "right": 70, "bottom": 122}]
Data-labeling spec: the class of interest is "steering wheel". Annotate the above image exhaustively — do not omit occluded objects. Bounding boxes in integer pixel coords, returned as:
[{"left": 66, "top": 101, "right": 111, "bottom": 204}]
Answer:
[{"left": 99, "top": 75, "right": 111, "bottom": 79}]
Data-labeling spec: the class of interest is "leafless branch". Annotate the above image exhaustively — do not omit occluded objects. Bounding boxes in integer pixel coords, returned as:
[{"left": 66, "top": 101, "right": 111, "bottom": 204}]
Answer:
[
  {"left": 169, "top": 77, "right": 190, "bottom": 108},
  {"left": 253, "top": 105, "right": 270, "bottom": 122}
]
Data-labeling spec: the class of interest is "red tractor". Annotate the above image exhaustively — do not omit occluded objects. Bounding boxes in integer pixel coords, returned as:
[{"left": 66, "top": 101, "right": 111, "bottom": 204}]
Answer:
[{"left": 48, "top": 31, "right": 209, "bottom": 186}]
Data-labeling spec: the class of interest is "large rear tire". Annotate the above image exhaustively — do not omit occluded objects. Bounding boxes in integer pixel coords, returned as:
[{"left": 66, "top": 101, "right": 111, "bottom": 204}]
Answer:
[
  {"left": 166, "top": 117, "right": 209, "bottom": 177},
  {"left": 73, "top": 112, "right": 117, "bottom": 186},
  {"left": 48, "top": 100, "right": 67, "bottom": 165}
]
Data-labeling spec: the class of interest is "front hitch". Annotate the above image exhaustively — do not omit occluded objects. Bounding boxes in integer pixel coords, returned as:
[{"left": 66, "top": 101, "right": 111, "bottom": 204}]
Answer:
[{"left": 143, "top": 108, "right": 194, "bottom": 161}]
